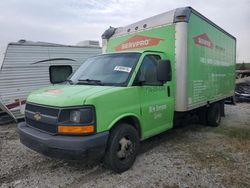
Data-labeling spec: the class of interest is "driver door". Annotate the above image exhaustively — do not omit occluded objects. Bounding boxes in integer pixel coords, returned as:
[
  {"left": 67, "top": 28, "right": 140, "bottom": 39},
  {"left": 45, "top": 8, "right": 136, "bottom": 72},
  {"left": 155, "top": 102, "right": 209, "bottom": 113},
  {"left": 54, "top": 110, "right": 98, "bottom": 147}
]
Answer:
[{"left": 135, "top": 52, "right": 174, "bottom": 139}]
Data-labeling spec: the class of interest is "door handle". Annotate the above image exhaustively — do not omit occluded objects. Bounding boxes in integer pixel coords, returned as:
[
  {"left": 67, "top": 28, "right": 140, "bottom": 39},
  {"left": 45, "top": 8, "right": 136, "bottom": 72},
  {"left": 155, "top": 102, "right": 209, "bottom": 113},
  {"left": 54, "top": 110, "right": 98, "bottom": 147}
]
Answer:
[{"left": 167, "top": 86, "right": 170, "bottom": 97}]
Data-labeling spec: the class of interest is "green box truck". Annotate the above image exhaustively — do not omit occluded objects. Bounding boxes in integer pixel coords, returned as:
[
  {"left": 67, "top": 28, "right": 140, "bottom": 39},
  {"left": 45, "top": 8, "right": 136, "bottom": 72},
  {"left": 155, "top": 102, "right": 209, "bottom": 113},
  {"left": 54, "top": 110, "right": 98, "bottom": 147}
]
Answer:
[{"left": 18, "top": 7, "right": 236, "bottom": 172}]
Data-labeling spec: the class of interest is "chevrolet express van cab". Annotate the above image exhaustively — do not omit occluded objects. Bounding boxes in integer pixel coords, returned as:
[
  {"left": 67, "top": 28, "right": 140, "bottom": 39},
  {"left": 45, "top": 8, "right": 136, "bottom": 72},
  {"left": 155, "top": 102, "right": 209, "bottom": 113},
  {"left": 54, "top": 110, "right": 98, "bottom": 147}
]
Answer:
[{"left": 18, "top": 7, "right": 236, "bottom": 173}]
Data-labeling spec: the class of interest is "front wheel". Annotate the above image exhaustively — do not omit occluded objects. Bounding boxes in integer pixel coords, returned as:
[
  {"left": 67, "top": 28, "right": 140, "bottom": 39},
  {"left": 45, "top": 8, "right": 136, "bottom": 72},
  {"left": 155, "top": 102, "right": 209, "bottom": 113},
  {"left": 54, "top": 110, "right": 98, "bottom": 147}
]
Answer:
[{"left": 104, "top": 124, "right": 140, "bottom": 173}]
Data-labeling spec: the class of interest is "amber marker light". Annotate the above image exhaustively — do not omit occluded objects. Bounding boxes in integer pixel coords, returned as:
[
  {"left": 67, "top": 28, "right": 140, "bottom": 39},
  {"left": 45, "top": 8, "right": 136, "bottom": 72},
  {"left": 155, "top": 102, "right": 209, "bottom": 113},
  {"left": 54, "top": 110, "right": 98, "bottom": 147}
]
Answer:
[
  {"left": 58, "top": 125, "right": 94, "bottom": 134},
  {"left": 177, "top": 15, "right": 186, "bottom": 21}
]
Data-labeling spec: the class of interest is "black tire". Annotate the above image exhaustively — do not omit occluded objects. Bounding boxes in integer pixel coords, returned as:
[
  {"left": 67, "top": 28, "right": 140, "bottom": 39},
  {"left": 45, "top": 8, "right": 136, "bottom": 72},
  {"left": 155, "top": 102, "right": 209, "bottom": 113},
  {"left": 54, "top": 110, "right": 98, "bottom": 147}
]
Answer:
[
  {"left": 207, "top": 103, "right": 221, "bottom": 127},
  {"left": 197, "top": 107, "right": 207, "bottom": 126},
  {"left": 104, "top": 124, "right": 140, "bottom": 173}
]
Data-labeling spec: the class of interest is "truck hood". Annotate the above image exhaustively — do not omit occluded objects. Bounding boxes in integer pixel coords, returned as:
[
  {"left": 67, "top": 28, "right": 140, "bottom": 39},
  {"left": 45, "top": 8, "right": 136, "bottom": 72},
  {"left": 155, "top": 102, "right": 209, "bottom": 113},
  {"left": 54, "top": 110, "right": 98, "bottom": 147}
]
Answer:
[{"left": 27, "top": 84, "right": 114, "bottom": 107}]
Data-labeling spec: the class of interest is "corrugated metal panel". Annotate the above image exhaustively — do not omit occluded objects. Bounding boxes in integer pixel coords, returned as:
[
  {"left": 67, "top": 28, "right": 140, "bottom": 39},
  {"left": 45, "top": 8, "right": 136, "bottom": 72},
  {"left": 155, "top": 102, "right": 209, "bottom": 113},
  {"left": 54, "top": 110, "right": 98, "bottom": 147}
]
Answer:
[{"left": 0, "top": 44, "right": 101, "bottom": 120}]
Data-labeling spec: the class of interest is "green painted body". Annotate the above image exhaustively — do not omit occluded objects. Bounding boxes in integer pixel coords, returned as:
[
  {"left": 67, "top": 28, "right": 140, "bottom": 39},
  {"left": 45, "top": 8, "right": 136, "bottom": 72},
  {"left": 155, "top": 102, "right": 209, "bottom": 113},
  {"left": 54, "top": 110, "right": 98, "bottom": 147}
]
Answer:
[
  {"left": 26, "top": 11, "right": 236, "bottom": 140},
  {"left": 186, "top": 14, "right": 235, "bottom": 108}
]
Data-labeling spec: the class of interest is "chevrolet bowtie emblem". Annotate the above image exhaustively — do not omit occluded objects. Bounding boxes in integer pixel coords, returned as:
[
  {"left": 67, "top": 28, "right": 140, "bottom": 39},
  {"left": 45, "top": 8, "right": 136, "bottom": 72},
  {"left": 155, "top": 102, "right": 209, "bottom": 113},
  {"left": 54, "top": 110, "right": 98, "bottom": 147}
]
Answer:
[{"left": 34, "top": 112, "right": 41, "bottom": 121}]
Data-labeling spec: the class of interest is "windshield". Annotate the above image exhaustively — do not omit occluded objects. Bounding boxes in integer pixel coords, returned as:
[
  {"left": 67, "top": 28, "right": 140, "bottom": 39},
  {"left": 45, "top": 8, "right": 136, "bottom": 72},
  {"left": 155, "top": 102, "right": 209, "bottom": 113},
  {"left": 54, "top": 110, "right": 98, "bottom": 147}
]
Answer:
[{"left": 69, "top": 52, "right": 141, "bottom": 86}]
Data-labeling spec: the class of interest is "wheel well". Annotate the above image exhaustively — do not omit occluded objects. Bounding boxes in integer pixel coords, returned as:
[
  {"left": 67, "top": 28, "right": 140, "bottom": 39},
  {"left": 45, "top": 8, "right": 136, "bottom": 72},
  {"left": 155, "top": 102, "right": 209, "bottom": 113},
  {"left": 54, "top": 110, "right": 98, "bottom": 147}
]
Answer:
[
  {"left": 112, "top": 116, "right": 141, "bottom": 139},
  {"left": 208, "top": 100, "right": 225, "bottom": 117}
]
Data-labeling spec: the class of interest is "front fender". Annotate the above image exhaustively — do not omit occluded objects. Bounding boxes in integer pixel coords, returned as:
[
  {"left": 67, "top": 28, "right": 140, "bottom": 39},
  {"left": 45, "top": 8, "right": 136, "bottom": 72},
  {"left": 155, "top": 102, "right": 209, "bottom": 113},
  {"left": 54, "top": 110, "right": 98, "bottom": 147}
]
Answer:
[{"left": 107, "top": 113, "right": 141, "bottom": 130}]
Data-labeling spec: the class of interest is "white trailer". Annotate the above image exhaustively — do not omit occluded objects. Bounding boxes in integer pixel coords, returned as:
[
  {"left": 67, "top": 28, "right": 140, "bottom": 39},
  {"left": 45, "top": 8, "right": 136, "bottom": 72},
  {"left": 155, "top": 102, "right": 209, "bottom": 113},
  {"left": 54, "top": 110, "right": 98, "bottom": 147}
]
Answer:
[{"left": 0, "top": 40, "right": 101, "bottom": 122}]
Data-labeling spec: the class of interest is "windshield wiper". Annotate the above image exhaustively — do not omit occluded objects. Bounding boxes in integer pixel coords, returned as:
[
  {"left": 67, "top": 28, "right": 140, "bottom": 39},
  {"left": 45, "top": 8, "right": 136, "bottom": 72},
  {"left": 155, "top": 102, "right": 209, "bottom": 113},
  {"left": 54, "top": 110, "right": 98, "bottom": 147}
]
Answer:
[
  {"left": 64, "top": 79, "right": 74, "bottom": 85},
  {"left": 77, "top": 79, "right": 104, "bottom": 85}
]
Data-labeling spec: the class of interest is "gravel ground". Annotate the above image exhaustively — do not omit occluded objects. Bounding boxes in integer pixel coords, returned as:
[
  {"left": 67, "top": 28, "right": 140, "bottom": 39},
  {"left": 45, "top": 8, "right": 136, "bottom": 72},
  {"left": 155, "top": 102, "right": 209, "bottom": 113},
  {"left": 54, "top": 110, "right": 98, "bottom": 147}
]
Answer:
[{"left": 0, "top": 103, "right": 250, "bottom": 188}]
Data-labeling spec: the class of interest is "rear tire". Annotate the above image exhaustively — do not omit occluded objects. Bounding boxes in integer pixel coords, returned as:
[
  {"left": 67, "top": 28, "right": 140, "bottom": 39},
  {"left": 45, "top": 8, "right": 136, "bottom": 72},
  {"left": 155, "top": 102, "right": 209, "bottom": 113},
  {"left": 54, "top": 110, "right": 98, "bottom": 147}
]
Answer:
[
  {"left": 207, "top": 103, "right": 221, "bottom": 127},
  {"left": 197, "top": 107, "right": 207, "bottom": 126},
  {"left": 104, "top": 124, "right": 140, "bottom": 173}
]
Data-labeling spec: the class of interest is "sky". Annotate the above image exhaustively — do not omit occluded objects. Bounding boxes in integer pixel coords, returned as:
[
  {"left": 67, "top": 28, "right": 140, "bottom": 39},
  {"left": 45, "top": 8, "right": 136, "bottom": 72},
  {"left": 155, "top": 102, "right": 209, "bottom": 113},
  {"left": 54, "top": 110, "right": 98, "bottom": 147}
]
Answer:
[{"left": 0, "top": 0, "right": 249, "bottom": 64}]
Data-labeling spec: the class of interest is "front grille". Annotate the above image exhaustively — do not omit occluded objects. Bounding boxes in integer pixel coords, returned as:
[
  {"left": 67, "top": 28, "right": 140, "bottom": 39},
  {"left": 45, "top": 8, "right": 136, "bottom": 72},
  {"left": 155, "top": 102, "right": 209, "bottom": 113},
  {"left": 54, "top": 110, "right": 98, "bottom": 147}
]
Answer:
[
  {"left": 26, "top": 118, "right": 57, "bottom": 134},
  {"left": 26, "top": 103, "right": 59, "bottom": 117},
  {"left": 25, "top": 103, "right": 59, "bottom": 134}
]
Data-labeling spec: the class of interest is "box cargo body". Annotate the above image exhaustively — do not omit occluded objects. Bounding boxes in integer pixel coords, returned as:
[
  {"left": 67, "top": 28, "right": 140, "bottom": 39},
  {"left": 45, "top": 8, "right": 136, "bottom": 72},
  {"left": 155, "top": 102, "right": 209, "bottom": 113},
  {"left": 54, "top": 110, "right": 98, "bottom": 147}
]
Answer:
[
  {"left": 0, "top": 40, "right": 101, "bottom": 121},
  {"left": 104, "top": 7, "right": 236, "bottom": 112}
]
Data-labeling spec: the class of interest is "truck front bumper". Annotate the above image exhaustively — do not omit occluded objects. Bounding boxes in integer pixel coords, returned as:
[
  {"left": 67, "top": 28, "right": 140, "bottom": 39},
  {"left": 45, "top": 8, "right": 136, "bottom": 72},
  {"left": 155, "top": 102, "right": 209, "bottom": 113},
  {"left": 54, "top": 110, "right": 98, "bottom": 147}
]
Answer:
[{"left": 17, "top": 122, "right": 109, "bottom": 160}]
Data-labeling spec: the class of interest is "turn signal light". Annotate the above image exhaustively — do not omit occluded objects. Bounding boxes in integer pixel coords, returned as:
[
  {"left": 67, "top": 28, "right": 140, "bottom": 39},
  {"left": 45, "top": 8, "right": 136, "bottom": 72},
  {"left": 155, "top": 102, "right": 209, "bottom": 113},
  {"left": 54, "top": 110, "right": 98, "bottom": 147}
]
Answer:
[{"left": 58, "top": 125, "right": 94, "bottom": 134}]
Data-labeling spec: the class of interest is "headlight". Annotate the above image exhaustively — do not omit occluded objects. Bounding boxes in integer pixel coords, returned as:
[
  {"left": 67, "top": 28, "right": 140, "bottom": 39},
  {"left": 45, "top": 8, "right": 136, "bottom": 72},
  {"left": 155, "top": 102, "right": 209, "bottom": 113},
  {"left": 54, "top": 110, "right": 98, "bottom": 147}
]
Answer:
[
  {"left": 69, "top": 108, "right": 94, "bottom": 123},
  {"left": 70, "top": 110, "right": 81, "bottom": 123},
  {"left": 58, "top": 106, "right": 95, "bottom": 134},
  {"left": 59, "top": 107, "right": 94, "bottom": 124}
]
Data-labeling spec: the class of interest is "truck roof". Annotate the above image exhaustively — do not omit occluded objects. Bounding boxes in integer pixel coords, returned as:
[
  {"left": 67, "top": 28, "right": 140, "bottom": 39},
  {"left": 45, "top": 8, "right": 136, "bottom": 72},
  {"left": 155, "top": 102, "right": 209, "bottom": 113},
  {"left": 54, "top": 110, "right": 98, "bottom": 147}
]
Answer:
[{"left": 103, "top": 7, "right": 235, "bottom": 40}]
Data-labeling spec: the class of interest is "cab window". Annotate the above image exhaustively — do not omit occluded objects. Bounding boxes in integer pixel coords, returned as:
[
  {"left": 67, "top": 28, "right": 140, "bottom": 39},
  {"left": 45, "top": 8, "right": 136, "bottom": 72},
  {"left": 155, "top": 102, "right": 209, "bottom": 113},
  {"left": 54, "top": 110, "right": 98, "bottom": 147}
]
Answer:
[{"left": 138, "top": 54, "right": 162, "bottom": 85}]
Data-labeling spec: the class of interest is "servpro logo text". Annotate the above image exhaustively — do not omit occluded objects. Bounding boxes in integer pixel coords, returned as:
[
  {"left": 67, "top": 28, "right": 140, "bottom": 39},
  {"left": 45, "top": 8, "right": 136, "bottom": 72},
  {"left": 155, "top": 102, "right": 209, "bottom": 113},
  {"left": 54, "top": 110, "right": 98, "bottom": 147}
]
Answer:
[
  {"left": 115, "top": 35, "right": 164, "bottom": 51},
  {"left": 193, "top": 33, "right": 213, "bottom": 49},
  {"left": 121, "top": 39, "right": 150, "bottom": 50}
]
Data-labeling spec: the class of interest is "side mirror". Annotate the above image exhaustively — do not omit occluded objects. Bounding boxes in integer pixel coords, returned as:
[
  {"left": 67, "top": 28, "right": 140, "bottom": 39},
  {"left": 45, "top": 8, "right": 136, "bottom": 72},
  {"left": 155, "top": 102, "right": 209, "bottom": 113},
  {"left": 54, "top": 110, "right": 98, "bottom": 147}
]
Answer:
[
  {"left": 136, "top": 70, "right": 146, "bottom": 85},
  {"left": 49, "top": 65, "right": 73, "bottom": 84},
  {"left": 157, "top": 60, "right": 172, "bottom": 83}
]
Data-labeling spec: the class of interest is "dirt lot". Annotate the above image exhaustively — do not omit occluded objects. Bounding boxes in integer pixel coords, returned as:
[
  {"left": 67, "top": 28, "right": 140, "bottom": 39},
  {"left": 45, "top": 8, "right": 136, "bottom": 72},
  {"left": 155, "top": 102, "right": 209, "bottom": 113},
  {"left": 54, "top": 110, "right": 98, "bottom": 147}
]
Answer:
[{"left": 0, "top": 103, "right": 250, "bottom": 188}]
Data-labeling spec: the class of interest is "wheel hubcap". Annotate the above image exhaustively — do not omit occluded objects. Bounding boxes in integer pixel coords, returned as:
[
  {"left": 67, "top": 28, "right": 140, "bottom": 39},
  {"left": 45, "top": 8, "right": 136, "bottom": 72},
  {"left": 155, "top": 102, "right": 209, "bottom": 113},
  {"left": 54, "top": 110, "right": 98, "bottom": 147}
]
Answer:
[{"left": 117, "top": 137, "right": 133, "bottom": 160}]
